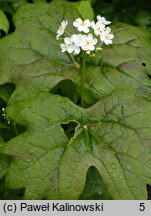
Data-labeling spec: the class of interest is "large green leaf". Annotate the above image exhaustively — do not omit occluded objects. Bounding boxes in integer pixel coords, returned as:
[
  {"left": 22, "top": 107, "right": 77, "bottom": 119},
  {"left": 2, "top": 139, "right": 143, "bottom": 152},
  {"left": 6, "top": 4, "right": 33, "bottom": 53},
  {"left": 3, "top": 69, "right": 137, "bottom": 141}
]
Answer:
[
  {"left": 0, "top": 2, "right": 151, "bottom": 199},
  {"left": 70, "top": 0, "right": 94, "bottom": 20}
]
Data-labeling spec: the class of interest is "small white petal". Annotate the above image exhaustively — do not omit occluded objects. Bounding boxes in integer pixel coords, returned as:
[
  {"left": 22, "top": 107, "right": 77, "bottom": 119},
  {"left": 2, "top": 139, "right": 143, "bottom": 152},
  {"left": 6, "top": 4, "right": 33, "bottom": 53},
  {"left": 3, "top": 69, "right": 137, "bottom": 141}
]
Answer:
[
  {"left": 73, "top": 18, "right": 91, "bottom": 33},
  {"left": 56, "top": 20, "right": 68, "bottom": 39},
  {"left": 74, "top": 47, "right": 81, "bottom": 54},
  {"left": 105, "top": 27, "right": 111, "bottom": 33},
  {"left": 84, "top": 19, "right": 91, "bottom": 27},
  {"left": 64, "top": 37, "right": 71, "bottom": 44},
  {"left": 100, "top": 27, "right": 114, "bottom": 45},
  {"left": 91, "top": 21, "right": 105, "bottom": 36},
  {"left": 109, "top": 34, "right": 114, "bottom": 39},
  {"left": 67, "top": 46, "right": 74, "bottom": 53},
  {"left": 97, "top": 15, "right": 111, "bottom": 25},
  {"left": 73, "top": 18, "right": 82, "bottom": 27},
  {"left": 60, "top": 43, "right": 68, "bottom": 52},
  {"left": 61, "top": 20, "right": 68, "bottom": 28},
  {"left": 81, "top": 33, "right": 98, "bottom": 51}
]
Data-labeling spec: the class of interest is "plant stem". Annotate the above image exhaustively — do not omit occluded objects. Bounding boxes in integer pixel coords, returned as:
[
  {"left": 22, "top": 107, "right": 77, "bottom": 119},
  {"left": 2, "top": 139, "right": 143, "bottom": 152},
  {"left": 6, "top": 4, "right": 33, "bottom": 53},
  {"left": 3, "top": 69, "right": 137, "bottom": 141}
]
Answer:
[
  {"left": 80, "top": 53, "right": 86, "bottom": 108},
  {"left": 68, "top": 53, "right": 77, "bottom": 66},
  {"left": 13, "top": 122, "right": 18, "bottom": 136}
]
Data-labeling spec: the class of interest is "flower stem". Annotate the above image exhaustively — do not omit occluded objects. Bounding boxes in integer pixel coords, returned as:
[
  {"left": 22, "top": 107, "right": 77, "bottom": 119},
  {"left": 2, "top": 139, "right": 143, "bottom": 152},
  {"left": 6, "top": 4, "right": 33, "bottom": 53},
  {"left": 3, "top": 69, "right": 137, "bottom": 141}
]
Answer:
[
  {"left": 80, "top": 53, "right": 86, "bottom": 108},
  {"left": 68, "top": 53, "right": 77, "bottom": 66},
  {"left": 13, "top": 122, "right": 18, "bottom": 136}
]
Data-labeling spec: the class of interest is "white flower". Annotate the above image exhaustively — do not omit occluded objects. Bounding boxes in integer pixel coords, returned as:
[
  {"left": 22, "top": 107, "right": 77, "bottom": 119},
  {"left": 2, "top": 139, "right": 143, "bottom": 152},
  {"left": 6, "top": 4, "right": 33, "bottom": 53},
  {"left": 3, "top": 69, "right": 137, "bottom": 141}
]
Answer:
[
  {"left": 100, "top": 27, "right": 114, "bottom": 45},
  {"left": 56, "top": 20, "right": 68, "bottom": 39},
  {"left": 91, "top": 21, "right": 105, "bottom": 36},
  {"left": 58, "top": 16, "right": 114, "bottom": 55},
  {"left": 80, "top": 33, "right": 98, "bottom": 52},
  {"left": 62, "top": 34, "right": 81, "bottom": 54},
  {"left": 73, "top": 18, "right": 91, "bottom": 33},
  {"left": 97, "top": 15, "right": 111, "bottom": 25}
]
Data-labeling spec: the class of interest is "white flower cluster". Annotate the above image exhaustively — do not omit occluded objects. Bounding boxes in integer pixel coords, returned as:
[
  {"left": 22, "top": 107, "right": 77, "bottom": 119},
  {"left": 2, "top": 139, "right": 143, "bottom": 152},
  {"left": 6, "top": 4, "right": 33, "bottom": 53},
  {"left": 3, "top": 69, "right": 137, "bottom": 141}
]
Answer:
[{"left": 56, "top": 16, "right": 114, "bottom": 55}]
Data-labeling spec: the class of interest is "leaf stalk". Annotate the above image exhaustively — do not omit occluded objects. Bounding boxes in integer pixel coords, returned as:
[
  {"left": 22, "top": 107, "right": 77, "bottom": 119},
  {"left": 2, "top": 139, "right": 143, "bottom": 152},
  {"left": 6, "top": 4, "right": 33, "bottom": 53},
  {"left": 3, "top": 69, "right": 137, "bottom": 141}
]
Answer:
[{"left": 80, "top": 53, "right": 86, "bottom": 107}]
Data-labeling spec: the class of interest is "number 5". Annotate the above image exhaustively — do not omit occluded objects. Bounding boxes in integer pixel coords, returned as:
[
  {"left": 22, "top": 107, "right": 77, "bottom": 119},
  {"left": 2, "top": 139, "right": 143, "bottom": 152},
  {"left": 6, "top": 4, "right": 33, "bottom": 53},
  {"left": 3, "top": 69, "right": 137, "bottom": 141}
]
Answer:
[{"left": 139, "top": 203, "right": 145, "bottom": 211}]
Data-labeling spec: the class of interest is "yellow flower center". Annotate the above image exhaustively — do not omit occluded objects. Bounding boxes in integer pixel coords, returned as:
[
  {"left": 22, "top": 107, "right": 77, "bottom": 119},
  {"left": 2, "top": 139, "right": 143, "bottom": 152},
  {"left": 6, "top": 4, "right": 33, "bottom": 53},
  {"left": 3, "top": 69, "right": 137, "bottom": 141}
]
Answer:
[
  {"left": 105, "top": 34, "right": 109, "bottom": 39},
  {"left": 59, "top": 25, "right": 63, "bottom": 30},
  {"left": 82, "top": 21, "right": 85, "bottom": 26},
  {"left": 86, "top": 40, "right": 91, "bottom": 45}
]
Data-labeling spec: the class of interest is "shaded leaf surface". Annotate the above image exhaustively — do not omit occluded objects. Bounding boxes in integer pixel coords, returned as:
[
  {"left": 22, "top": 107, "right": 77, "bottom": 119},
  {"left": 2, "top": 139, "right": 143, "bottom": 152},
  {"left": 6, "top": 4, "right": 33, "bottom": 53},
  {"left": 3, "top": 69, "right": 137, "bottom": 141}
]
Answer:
[
  {"left": 0, "top": 2, "right": 151, "bottom": 199},
  {"left": 79, "top": 166, "right": 112, "bottom": 200}
]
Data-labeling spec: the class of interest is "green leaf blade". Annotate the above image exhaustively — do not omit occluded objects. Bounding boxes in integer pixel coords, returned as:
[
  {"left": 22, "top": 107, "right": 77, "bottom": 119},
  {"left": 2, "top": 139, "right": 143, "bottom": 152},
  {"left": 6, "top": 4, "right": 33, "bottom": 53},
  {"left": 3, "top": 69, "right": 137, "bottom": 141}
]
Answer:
[{"left": 0, "top": 10, "right": 9, "bottom": 34}]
